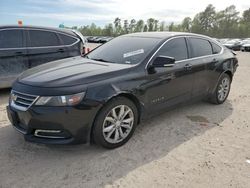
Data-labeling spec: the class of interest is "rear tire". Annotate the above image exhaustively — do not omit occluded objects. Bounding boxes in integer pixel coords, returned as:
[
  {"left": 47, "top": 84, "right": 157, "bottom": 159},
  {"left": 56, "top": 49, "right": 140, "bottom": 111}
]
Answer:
[
  {"left": 93, "top": 97, "right": 138, "bottom": 149},
  {"left": 209, "top": 73, "right": 231, "bottom": 104}
]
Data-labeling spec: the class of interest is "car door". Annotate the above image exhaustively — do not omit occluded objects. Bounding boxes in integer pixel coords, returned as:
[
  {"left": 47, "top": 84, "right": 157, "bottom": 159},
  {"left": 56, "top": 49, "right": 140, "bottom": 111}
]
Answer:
[
  {"left": 0, "top": 28, "right": 28, "bottom": 88},
  {"left": 186, "top": 37, "right": 215, "bottom": 98},
  {"left": 144, "top": 37, "right": 194, "bottom": 112},
  {"left": 26, "top": 29, "right": 68, "bottom": 68}
]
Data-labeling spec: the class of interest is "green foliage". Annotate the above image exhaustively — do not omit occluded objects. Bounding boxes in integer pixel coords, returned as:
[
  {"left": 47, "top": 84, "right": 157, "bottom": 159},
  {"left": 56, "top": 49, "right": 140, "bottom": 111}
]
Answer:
[{"left": 77, "top": 5, "right": 250, "bottom": 38}]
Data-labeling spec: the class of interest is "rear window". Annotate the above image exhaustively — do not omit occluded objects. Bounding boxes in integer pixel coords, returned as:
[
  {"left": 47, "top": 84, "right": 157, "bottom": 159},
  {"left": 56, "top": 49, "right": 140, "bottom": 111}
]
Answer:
[
  {"left": 211, "top": 42, "right": 222, "bottom": 54},
  {"left": 0, "top": 29, "right": 23, "bottom": 48},
  {"left": 58, "top": 34, "right": 77, "bottom": 45},
  {"left": 28, "top": 30, "right": 60, "bottom": 47},
  {"left": 189, "top": 38, "right": 213, "bottom": 57}
]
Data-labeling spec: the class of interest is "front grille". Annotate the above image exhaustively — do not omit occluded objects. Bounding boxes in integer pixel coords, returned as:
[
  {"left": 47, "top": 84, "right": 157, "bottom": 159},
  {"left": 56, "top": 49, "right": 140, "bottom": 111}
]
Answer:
[{"left": 10, "top": 90, "right": 39, "bottom": 111}]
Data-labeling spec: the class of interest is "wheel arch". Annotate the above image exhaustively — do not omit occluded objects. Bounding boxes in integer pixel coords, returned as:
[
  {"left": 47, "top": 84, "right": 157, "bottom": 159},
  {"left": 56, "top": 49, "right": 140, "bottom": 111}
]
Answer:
[
  {"left": 224, "top": 70, "right": 233, "bottom": 81},
  {"left": 211, "top": 70, "right": 233, "bottom": 94},
  {"left": 89, "top": 92, "right": 142, "bottom": 143}
]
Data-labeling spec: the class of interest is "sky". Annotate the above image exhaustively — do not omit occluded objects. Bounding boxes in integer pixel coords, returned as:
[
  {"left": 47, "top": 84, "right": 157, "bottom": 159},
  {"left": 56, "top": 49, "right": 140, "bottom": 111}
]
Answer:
[{"left": 0, "top": 0, "right": 250, "bottom": 28}]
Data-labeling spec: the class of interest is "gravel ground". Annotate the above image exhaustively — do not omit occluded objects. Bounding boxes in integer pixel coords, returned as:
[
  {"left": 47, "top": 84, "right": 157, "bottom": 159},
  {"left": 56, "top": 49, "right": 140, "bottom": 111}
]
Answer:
[{"left": 0, "top": 52, "right": 250, "bottom": 188}]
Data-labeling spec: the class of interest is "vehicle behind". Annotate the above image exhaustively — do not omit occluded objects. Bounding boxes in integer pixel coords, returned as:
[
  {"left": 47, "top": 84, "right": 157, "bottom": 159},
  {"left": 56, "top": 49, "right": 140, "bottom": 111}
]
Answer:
[{"left": 0, "top": 25, "right": 86, "bottom": 89}]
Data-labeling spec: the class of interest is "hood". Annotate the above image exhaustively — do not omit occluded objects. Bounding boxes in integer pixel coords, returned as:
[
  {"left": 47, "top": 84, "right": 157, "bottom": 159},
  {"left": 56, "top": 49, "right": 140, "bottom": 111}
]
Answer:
[{"left": 18, "top": 56, "right": 133, "bottom": 88}]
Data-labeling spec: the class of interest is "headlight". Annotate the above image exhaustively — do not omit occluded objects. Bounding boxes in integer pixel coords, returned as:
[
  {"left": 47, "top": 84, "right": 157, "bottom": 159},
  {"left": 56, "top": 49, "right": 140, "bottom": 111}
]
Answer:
[{"left": 35, "top": 92, "right": 85, "bottom": 106}]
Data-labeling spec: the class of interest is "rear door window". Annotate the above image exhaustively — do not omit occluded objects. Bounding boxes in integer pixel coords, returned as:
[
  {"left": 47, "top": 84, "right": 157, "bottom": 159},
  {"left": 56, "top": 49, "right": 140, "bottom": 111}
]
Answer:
[
  {"left": 156, "top": 37, "right": 188, "bottom": 61},
  {"left": 188, "top": 38, "right": 213, "bottom": 57},
  {"left": 0, "top": 29, "right": 23, "bottom": 48},
  {"left": 211, "top": 42, "right": 222, "bottom": 54},
  {"left": 58, "top": 34, "right": 77, "bottom": 45},
  {"left": 28, "top": 30, "right": 60, "bottom": 47}
]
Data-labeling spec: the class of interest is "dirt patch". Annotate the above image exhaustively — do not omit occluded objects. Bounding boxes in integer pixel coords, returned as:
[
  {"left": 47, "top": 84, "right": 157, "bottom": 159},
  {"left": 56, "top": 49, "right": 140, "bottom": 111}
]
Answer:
[{"left": 186, "top": 115, "right": 209, "bottom": 123}]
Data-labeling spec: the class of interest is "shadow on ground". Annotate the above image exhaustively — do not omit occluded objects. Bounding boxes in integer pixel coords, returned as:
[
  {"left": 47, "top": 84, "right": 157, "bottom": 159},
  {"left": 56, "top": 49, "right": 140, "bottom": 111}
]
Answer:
[{"left": 0, "top": 100, "right": 233, "bottom": 187}]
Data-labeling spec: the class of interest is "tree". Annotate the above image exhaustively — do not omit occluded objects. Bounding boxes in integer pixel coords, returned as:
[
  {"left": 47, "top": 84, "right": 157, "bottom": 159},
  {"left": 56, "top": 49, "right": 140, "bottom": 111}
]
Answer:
[
  {"left": 242, "top": 8, "right": 250, "bottom": 23},
  {"left": 191, "top": 4, "right": 216, "bottom": 35},
  {"left": 123, "top": 20, "right": 129, "bottom": 34},
  {"left": 147, "top": 18, "right": 155, "bottom": 31},
  {"left": 168, "top": 22, "right": 174, "bottom": 31},
  {"left": 129, "top": 19, "right": 136, "bottom": 33},
  {"left": 114, "top": 17, "right": 122, "bottom": 35},
  {"left": 78, "top": 5, "right": 250, "bottom": 38},
  {"left": 135, "top": 19, "right": 144, "bottom": 32},
  {"left": 214, "top": 5, "right": 240, "bottom": 37},
  {"left": 103, "top": 23, "right": 114, "bottom": 36},
  {"left": 181, "top": 17, "right": 192, "bottom": 32},
  {"left": 159, "top": 21, "right": 165, "bottom": 31},
  {"left": 154, "top": 19, "right": 159, "bottom": 31},
  {"left": 240, "top": 8, "right": 250, "bottom": 37}
]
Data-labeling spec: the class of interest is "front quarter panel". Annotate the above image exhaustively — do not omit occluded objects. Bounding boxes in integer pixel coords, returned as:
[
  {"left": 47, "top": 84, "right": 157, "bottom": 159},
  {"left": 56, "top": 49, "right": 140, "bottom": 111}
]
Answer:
[{"left": 85, "top": 66, "right": 148, "bottom": 117}]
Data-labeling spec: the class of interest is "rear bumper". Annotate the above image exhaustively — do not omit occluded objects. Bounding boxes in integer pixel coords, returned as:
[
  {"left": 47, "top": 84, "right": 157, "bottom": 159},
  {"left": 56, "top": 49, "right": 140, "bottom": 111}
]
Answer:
[{"left": 6, "top": 101, "right": 101, "bottom": 144}]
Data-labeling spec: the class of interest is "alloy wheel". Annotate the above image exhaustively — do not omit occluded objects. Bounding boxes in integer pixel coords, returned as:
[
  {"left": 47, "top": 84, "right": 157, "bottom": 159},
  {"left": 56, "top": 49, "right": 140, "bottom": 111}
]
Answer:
[
  {"left": 102, "top": 105, "right": 134, "bottom": 144},
  {"left": 217, "top": 77, "right": 230, "bottom": 101}
]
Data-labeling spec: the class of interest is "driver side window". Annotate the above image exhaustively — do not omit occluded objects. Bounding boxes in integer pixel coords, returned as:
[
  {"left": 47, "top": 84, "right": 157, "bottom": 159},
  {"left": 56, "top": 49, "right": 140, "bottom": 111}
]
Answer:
[{"left": 156, "top": 37, "right": 188, "bottom": 61}]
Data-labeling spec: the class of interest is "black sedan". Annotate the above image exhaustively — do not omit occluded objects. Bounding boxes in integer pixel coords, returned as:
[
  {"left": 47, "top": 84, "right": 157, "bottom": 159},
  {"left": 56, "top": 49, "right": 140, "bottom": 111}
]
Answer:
[{"left": 7, "top": 32, "right": 238, "bottom": 148}]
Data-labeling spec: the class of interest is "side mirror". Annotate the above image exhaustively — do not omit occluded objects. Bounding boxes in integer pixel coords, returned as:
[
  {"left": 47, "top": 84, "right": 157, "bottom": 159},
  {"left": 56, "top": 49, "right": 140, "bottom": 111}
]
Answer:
[{"left": 152, "top": 56, "right": 175, "bottom": 68}]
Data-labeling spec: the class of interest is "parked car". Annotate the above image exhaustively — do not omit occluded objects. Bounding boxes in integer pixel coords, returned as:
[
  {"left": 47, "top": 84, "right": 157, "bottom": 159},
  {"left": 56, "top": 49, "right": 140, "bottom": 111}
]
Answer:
[
  {"left": 223, "top": 40, "right": 242, "bottom": 51},
  {"left": 0, "top": 25, "right": 86, "bottom": 89},
  {"left": 7, "top": 32, "right": 238, "bottom": 149},
  {"left": 241, "top": 40, "right": 250, "bottom": 52},
  {"left": 87, "top": 36, "right": 99, "bottom": 43},
  {"left": 87, "top": 36, "right": 114, "bottom": 43}
]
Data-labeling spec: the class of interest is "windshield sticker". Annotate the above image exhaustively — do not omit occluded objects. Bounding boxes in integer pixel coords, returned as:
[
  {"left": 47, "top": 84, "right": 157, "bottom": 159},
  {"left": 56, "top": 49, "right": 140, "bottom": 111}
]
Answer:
[{"left": 123, "top": 49, "right": 144, "bottom": 58}]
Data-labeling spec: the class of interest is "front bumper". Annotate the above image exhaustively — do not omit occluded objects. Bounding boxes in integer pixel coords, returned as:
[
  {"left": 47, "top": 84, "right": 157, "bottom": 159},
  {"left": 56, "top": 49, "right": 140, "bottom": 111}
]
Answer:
[{"left": 6, "top": 101, "right": 101, "bottom": 144}]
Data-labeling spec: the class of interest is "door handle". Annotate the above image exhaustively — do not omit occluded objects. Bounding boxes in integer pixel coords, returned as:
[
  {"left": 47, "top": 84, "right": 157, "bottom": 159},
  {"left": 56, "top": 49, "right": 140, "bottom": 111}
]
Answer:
[
  {"left": 184, "top": 64, "right": 192, "bottom": 71},
  {"left": 57, "top": 49, "right": 65, "bottom": 53},
  {"left": 212, "top": 58, "right": 219, "bottom": 63},
  {"left": 212, "top": 58, "right": 218, "bottom": 62}
]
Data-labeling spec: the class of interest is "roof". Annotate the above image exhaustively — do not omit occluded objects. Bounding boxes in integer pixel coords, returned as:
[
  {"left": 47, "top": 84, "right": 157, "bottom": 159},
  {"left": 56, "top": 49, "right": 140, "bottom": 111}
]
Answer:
[
  {"left": 124, "top": 31, "right": 211, "bottom": 40},
  {"left": 0, "top": 25, "right": 76, "bottom": 36}
]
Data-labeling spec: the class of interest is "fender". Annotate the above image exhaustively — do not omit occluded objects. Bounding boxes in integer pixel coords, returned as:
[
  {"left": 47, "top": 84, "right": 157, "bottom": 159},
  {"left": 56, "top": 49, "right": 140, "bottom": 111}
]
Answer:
[
  {"left": 86, "top": 83, "right": 146, "bottom": 143},
  {"left": 210, "top": 70, "right": 233, "bottom": 95}
]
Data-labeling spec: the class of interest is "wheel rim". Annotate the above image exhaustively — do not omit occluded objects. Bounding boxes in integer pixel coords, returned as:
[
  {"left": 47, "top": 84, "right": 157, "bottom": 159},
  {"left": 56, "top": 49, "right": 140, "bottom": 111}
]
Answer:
[
  {"left": 217, "top": 77, "right": 230, "bottom": 101},
  {"left": 102, "top": 105, "right": 134, "bottom": 144}
]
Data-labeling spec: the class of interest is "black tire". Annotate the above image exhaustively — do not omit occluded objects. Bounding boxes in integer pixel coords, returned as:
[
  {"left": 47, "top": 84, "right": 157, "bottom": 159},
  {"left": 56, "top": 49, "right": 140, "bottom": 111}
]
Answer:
[
  {"left": 209, "top": 73, "right": 231, "bottom": 104},
  {"left": 93, "top": 97, "right": 138, "bottom": 149}
]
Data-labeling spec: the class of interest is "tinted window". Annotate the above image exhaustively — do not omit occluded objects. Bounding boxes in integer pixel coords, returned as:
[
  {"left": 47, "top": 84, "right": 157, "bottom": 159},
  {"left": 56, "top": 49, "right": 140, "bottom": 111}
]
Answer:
[
  {"left": 59, "top": 34, "right": 77, "bottom": 45},
  {"left": 87, "top": 36, "right": 160, "bottom": 64},
  {"left": 28, "top": 30, "right": 60, "bottom": 47},
  {"left": 0, "top": 29, "right": 23, "bottom": 48},
  {"left": 157, "top": 38, "right": 188, "bottom": 61},
  {"left": 211, "top": 42, "right": 222, "bottom": 54},
  {"left": 189, "top": 38, "right": 212, "bottom": 57}
]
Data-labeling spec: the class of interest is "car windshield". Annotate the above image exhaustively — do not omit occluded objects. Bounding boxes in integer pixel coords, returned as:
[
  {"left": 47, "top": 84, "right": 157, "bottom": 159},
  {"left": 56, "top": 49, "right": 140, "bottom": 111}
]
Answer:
[{"left": 86, "top": 36, "right": 161, "bottom": 64}]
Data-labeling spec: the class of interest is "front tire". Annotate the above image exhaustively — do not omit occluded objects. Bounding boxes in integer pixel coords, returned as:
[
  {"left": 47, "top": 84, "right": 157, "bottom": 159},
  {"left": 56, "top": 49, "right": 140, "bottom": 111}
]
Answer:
[
  {"left": 93, "top": 97, "right": 138, "bottom": 149},
  {"left": 209, "top": 73, "right": 231, "bottom": 104}
]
